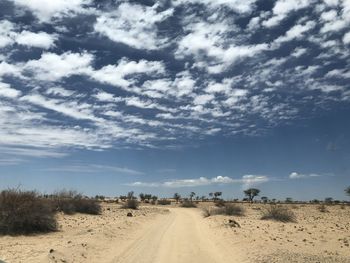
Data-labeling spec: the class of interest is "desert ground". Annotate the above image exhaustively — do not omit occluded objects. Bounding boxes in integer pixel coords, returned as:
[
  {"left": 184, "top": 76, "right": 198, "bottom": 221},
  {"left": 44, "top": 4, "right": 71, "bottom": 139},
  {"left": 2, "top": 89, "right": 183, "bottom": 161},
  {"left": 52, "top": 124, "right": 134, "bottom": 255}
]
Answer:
[{"left": 0, "top": 202, "right": 349, "bottom": 263}]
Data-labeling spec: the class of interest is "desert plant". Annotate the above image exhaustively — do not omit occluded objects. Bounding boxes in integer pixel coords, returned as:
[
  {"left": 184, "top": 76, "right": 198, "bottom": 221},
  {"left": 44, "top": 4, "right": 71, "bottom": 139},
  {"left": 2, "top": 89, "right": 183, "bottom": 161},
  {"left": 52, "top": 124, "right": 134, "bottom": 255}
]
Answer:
[
  {"left": 215, "top": 199, "right": 225, "bottom": 207},
  {"left": 189, "top": 192, "right": 196, "bottom": 202},
  {"left": 244, "top": 188, "right": 260, "bottom": 202},
  {"left": 345, "top": 186, "right": 350, "bottom": 197},
  {"left": 222, "top": 203, "right": 245, "bottom": 216},
  {"left": 158, "top": 199, "right": 171, "bottom": 205},
  {"left": 318, "top": 204, "right": 328, "bottom": 213},
  {"left": 213, "top": 191, "right": 222, "bottom": 201},
  {"left": 52, "top": 190, "right": 101, "bottom": 215},
  {"left": 173, "top": 193, "right": 181, "bottom": 203},
  {"left": 261, "top": 205, "right": 296, "bottom": 222},
  {"left": 202, "top": 207, "right": 211, "bottom": 217},
  {"left": 121, "top": 199, "right": 139, "bottom": 209},
  {"left": 0, "top": 189, "right": 57, "bottom": 234},
  {"left": 180, "top": 200, "right": 197, "bottom": 208}
]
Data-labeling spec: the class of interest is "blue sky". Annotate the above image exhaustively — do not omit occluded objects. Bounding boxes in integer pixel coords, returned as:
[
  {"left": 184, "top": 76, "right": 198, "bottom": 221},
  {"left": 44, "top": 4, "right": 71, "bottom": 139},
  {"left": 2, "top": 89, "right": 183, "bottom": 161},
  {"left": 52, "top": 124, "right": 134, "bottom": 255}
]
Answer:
[{"left": 0, "top": 0, "right": 349, "bottom": 200}]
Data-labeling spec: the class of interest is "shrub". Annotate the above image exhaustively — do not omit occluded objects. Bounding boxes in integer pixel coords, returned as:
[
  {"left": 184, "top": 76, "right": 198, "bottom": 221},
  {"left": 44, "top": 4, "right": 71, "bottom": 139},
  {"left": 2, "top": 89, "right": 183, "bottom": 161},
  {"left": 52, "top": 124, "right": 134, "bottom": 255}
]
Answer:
[
  {"left": 180, "top": 200, "right": 197, "bottom": 208},
  {"left": 158, "top": 199, "right": 171, "bottom": 205},
  {"left": 222, "top": 203, "right": 245, "bottom": 216},
  {"left": 121, "top": 199, "right": 139, "bottom": 210},
  {"left": 318, "top": 204, "right": 328, "bottom": 213},
  {"left": 203, "top": 204, "right": 245, "bottom": 217},
  {"left": 215, "top": 199, "right": 225, "bottom": 207},
  {"left": 0, "top": 189, "right": 57, "bottom": 234},
  {"left": 52, "top": 190, "right": 101, "bottom": 215},
  {"left": 261, "top": 205, "right": 296, "bottom": 223}
]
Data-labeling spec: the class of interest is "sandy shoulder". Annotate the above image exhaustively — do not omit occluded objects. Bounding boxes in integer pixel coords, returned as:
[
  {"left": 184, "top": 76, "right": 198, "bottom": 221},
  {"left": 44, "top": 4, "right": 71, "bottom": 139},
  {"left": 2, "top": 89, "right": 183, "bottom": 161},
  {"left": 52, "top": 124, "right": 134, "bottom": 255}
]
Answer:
[{"left": 0, "top": 203, "right": 169, "bottom": 263}]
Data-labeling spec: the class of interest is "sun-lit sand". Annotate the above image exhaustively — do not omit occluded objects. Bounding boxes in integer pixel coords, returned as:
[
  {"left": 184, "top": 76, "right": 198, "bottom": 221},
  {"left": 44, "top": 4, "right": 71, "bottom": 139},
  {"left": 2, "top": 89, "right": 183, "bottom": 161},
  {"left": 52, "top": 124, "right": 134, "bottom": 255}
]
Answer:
[{"left": 0, "top": 202, "right": 349, "bottom": 263}]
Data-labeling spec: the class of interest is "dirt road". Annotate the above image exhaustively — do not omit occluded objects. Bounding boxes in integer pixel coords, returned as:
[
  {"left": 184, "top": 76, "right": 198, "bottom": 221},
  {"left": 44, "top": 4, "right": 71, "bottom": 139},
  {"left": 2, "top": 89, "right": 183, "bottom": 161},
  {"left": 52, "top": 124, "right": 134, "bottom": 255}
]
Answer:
[{"left": 113, "top": 207, "right": 239, "bottom": 263}]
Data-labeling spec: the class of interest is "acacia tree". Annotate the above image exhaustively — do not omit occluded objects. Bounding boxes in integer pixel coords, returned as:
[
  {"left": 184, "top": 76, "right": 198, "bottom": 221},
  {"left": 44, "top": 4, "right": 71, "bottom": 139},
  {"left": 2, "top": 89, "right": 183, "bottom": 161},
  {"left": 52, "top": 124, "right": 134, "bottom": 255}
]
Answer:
[
  {"left": 139, "top": 193, "right": 145, "bottom": 202},
  {"left": 174, "top": 193, "right": 181, "bottom": 203},
  {"left": 345, "top": 186, "right": 350, "bottom": 197},
  {"left": 244, "top": 188, "right": 260, "bottom": 202},
  {"left": 214, "top": 192, "right": 222, "bottom": 202},
  {"left": 189, "top": 192, "right": 196, "bottom": 202}
]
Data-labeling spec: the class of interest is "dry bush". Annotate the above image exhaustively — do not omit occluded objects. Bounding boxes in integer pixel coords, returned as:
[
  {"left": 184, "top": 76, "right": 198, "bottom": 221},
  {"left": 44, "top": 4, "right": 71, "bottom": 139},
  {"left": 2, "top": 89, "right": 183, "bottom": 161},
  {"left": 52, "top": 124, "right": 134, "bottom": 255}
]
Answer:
[
  {"left": 121, "top": 199, "right": 139, "bottom": 210},
  {"left": 52, "top": 190, "right": 101, "bottom": 215},
  {"left": 158, "top": 199, "right": 171, "bottom": 205},
  {"left": 318, "top": 204, "right": 328, "bottom": 213},
  {"left": 0, "top": 189, "right": 57, "bottom": 235},
  {"left": 261, "top": 205, "right": 296, "bottom": 223},
  {"left": 215, "top": 199, "right": 225, "bottom": 207},
  {"left": 203, "top": 204, "right": 245, "bottom": 217},
  {"left": 180, "top": 200, "right": 197, "bottom": 208},
  {"left": 222, "top": 203, "right": 245, "bottom": 216}
]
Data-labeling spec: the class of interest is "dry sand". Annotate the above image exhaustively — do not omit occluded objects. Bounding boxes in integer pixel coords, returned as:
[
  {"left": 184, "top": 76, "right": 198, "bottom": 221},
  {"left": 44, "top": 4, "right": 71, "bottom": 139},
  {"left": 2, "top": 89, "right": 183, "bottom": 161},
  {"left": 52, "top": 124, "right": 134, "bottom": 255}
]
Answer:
[{"left": 0, "top": 202, "right": 349, "bottom": 262}]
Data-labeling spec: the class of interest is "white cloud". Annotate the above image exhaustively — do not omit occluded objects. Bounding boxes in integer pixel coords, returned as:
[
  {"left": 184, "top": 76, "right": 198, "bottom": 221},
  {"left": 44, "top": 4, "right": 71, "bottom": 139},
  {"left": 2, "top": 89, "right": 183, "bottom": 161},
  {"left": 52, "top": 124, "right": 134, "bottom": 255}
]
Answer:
[
  {"left": 263, "top": 0, "right": 314, "bottom": 27},
  {"left": 273, "top": 21, "right": 316, "bottom": 46},
  {"left": 174, "top": 0, "right": 258, "bottom": 13},
  {"left": 94, "top": 3, "right": 173, "bottom": 50},
  {"left": 289, "top": 172, "right": 322, "bottom": 179},
  {"left": 0, "top": 82, "right": 22, "bottom": 98},
  {"left": 0, "top": 20, "right": 15, "bottom": 48},
  {"left": 16, "top": 31, "right": 57, "bottom": 49},
  {"left": 128, "top": 175, "right": 269, "bottom": 188},
  {"left": 24, "top": 51, "right": 93, "bottom": 81},
  {"left": 9, "top": 0, "right": 91, "bottom": 22},
  {"left": 343, "top": 31, "right": 350, "bottom": 44}
]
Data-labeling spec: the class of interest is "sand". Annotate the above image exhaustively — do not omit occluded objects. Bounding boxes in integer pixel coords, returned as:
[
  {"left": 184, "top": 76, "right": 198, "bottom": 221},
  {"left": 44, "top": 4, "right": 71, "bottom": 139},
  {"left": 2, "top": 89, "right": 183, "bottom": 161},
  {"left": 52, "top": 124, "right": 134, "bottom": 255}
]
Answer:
[{"left": 1, "top": 202, "right": 349, "bottom": 262}]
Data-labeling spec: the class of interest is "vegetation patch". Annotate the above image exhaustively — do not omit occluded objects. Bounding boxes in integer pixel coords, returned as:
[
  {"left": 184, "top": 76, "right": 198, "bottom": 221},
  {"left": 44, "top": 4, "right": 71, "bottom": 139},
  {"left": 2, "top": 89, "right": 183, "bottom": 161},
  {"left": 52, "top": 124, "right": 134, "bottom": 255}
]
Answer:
[
  {"left": 261, "top": 205, "right": 296, "bottom": 223},
  {"left": 0, "top": 189, "right": 57, "bottom": 235}
]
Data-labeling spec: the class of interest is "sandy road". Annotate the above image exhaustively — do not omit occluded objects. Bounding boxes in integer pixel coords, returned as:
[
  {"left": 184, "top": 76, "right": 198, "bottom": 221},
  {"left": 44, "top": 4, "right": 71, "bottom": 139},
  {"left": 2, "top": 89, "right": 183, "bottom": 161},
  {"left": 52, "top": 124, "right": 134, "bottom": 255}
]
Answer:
[{"left": 113, "top": 207, "right": 238, "bottom": 263}]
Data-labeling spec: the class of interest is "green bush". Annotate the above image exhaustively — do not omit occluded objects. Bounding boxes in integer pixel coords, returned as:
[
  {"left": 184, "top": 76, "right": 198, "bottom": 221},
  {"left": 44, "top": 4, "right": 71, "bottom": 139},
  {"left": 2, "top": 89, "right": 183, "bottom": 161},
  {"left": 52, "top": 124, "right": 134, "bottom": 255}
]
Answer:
[{"left": 0, "top": 189, "right": 57, "bottom": 235}]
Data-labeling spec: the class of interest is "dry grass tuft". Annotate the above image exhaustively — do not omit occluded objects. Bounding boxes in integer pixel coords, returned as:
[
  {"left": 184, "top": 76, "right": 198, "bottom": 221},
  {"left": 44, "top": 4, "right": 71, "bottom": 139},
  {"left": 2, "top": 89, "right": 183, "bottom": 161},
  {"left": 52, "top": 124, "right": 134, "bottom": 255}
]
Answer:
[
  {"left": 158, "top": 199, "right": 171, "bottom": 205},
  {"left": 121, "top": 199, "right": 139, "bottom": 210},
  {"left": 180, "top": 200, "right": 197, "bottom": 208}
]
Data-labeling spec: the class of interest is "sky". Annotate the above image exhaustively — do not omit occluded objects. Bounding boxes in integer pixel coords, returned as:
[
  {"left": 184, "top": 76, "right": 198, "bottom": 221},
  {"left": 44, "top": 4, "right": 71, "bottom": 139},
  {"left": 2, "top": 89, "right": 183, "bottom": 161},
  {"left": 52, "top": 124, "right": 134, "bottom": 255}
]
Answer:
[{"left": 0, "top": 0, "right": 349, "bottom": 201}]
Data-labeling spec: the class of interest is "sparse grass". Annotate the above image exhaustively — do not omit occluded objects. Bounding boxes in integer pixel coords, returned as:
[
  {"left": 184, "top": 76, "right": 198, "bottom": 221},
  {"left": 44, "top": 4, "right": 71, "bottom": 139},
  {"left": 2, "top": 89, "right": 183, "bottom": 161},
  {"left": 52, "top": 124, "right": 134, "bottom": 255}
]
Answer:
[
  {"left": 0, "top": 189, "right": 57, "bottom": 235},
  {"left": 261, "top": 205, "right": 297, "bottom": 223},
  {"left": 215, "top": 199, "right": 225, "bottom": 207},
  {"left": 180, "top": 200, "right": 197, "bottom": 208},
  {"left": 202, "top": 207, "right": 211, "bottom": 217},
  {"left": 52, "top": 190, "right": 101, "bottom": 215},
  {"left": 121, "top": 199, "right": 139, "bottom": 210},
  {"left": 318, "top": 204, "right": 328, "bottom": 213},
  {"left": 158, "top": 199, "right": 171, "bottom": 205}
]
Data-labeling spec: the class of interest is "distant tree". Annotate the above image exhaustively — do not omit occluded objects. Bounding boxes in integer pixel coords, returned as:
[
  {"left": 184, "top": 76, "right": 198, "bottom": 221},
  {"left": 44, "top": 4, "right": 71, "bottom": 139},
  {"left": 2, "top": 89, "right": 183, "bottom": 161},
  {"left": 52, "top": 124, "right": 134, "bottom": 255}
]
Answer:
[
  {"left": 139, "top": 193, "right": 145, "bottom": 202},
  {"left": 189, "top": 192, "right": 196, "bottom": 202},
  {"left": 244, "top": 188, "right": 260, "bottom": 202},
  {"left": 324, "top": 197, "right": 333, "bottom": 204},
  {"left": 174, "top": 193, "right": 181, "bottom": 203},
  {"left": 285, "top": 197, "right": 293, "bottom": 203},
  {"left": 127, "top": 191, "right": 134, "bottom": 200},
  {"left": 214, "top": 192, "right": 222, "bottom": 201},
  {"left": 209, "top": 192, "right": 213, "bottom": 200},
  {"left": 151, "top": 195, "right": 158, "bottom": 202},
  {"left": 345, "top": 186, "right": 350, "bottom": 197},
  {"left": 261, "top": 196, "right": 268, "bottom": 203},
  {"left": 144, "top": 194, "right": 152, "bottom": 201},
  {"left": 201, "top": 196, "right": 206, "bottom": 201}
]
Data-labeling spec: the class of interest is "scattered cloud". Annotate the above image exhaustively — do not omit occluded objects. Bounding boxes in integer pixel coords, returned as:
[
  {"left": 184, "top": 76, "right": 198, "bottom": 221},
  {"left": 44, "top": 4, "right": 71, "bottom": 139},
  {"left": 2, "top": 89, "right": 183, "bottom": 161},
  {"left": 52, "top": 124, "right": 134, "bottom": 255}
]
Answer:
[
  {"left": 289, "top": 172, "right": 322, "bottom": 179},
  {"left": 128, "top": 175, "right": 269, "bottom": 188}
]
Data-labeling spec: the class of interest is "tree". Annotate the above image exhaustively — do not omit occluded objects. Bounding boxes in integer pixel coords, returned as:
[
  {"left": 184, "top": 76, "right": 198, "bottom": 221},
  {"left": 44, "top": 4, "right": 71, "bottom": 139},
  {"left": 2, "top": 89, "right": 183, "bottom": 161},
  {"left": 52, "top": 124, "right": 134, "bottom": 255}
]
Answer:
[
  {"left": 285, "top": 197, "right": 293, "bottom": 203},
  {"left": 151, "top": 195, "right": 158, "bottom": 202},
  {"left": 345, "top": 186, "right": 350, "bottom": 197},
  {"left": 213, "top": 192, "right": 222, "bottom": 201},
  {"left": 189, "top": 192, "right": 196, "bottom": 202},
  {"left": 261, "top": 196, "right": 268, "bottom": 203},
  {"left": 139, "top": 193, "right": 145, "bottom": 202},
  {"left": 127, "top": 191, "right": 134, "bottom": 200},
  {"left": 174, "top": 193, "right": 181, "bottom": 203},
  {"left": 324, "top": 197, "right": 333, "bottom": 204},
  {"left": 244, "top": 188, "right": 260, "bottom": 202}
]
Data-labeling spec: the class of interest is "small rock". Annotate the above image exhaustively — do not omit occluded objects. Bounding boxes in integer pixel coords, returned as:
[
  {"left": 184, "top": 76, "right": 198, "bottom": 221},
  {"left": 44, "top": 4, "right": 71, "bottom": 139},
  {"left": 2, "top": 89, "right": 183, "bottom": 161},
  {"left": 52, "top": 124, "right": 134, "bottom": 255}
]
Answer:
[
  {"left": 49, "top": 249, "right": 54, "bottom": 253},
  {"left": 127, "top": 212, "right": 133, "bottom": 217}
]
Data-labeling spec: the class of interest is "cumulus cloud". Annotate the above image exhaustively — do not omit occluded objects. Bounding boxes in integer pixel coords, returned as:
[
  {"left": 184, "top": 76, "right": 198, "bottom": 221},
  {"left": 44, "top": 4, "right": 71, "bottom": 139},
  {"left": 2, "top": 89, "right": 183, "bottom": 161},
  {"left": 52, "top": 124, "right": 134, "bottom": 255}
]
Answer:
[{"left": 15, "top": 31, "right": 57, "bottom": 49}]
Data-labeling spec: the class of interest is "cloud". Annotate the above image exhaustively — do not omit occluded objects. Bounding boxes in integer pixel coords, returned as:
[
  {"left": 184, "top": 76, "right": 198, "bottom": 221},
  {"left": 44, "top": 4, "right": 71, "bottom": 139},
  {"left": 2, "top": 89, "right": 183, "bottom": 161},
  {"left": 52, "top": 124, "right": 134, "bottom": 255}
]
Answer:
[
  {"left": 289, "top": 172, "right": 322, "bottom": 179},
  {"left": 15, "top": 31, "right": 57, "bottom": 49},
  {"left": 0, "top": 82, "right": 22, "bottom": 98},
  {"left": 9, "top": 0, "right": 91, "bottom": 22},
  {"left": 128, "top": 175, "right": 269, "bottom": 188},
  {"left": 343, "top": 32, "right": 350, "bottom": 44},
  {"left": 94, "top": 3, "right": 173, "bottom": 50},
  {"left": 42, "top": 163, "right": 143, "bottom": 175}
]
